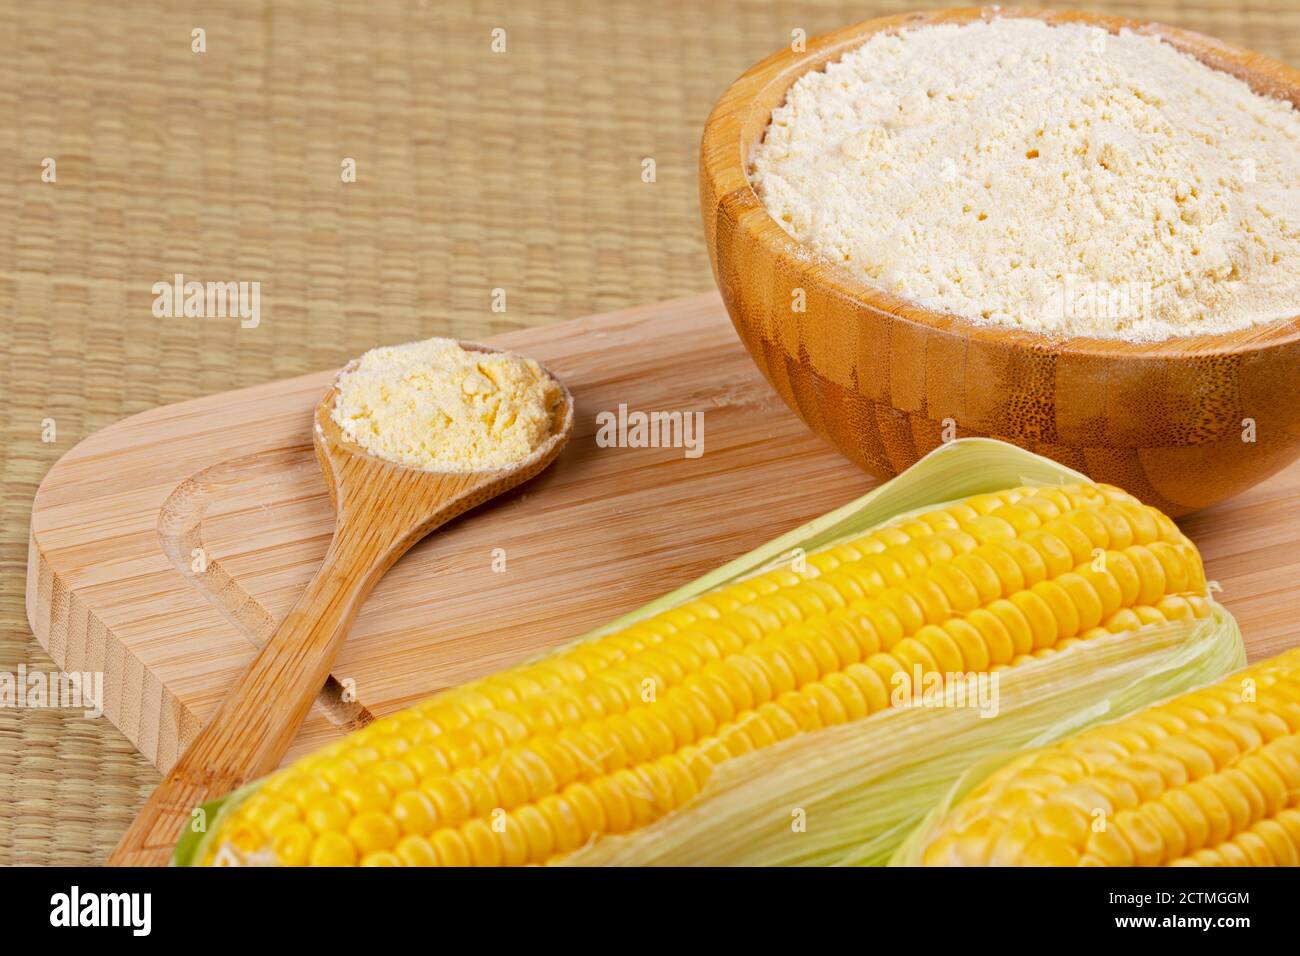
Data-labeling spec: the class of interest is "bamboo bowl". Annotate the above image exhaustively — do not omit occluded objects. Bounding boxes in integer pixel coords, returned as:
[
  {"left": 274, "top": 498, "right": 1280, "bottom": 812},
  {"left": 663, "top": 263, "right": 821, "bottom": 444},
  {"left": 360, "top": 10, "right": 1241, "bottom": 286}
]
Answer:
[{"left": 700, "top": 7, "right": 1300, "bottom": 516}]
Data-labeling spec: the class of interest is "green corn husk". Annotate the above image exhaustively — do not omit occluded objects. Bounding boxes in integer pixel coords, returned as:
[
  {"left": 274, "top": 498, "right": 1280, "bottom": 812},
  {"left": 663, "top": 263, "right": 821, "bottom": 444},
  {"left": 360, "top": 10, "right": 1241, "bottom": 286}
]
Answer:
[
  {"left": 176, "top": 437, "right": 1245, "bottom": 866},
  {"left": 885, "top": 635, "right": 1279, "bottom": 868}
]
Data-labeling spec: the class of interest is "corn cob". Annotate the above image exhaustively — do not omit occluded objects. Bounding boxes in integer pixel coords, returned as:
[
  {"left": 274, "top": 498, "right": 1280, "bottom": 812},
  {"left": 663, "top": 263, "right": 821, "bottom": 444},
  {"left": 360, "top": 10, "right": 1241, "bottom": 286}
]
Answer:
[
  {"left": 913, "top": 647, "right": 1300, "bottom": 866},
  {"left": 196, "top": 480, "right": 1211, "bottom": 867}
]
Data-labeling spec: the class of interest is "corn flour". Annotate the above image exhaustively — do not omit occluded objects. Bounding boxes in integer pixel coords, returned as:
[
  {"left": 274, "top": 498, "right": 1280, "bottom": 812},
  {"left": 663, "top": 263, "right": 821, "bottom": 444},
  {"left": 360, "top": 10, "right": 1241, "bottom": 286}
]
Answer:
[
  {"left": 750, "top": 19, "right": 1300, "bottom": 340},
  {"left": 331, "top": 338, "right": 560, "bottom": 471}
]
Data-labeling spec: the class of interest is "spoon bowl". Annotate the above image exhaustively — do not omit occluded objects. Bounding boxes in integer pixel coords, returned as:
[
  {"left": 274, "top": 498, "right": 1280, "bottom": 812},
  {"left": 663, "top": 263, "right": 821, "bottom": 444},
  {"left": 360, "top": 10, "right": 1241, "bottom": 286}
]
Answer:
[
  {"left": 314, "top": 344, "right": 574, "bottom": 562},
  {"left": 109, "top": 343, "right": 573, "bottom": 866}
]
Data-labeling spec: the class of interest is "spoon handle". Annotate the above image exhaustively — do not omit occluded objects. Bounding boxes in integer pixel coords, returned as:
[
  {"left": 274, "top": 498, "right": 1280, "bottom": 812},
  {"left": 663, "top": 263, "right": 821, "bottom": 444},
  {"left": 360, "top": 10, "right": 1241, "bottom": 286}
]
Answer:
[{"left": 106, "top": 533, "right": 389, "bottom": 867}]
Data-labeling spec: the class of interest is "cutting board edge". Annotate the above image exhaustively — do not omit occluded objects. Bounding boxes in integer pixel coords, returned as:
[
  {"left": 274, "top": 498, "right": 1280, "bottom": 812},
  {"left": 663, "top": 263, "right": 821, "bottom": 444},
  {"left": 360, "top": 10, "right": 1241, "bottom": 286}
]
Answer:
[{"left": 25, "top": 524, "right": 197, "bottom": 770}]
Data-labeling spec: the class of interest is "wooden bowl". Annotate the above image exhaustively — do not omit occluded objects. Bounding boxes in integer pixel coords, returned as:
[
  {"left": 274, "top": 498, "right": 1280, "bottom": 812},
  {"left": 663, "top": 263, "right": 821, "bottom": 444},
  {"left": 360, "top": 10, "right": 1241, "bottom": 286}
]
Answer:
[{"left": 700, "top": 7, "right": 1300, "bottom": 516}]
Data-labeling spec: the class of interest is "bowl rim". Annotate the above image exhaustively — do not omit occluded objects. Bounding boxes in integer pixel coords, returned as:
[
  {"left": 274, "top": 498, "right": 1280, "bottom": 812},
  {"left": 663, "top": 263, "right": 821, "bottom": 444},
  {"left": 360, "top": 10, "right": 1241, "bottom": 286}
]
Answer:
[{"left": 700, "top": 5, "right": 1300, "bottom": 359}]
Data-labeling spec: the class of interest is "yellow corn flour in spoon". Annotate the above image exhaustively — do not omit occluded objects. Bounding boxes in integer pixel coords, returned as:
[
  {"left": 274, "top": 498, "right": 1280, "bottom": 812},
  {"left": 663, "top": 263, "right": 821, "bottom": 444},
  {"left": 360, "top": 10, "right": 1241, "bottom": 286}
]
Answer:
[{"left": 330, "top": 338, "right": 562, "bottom": 472}]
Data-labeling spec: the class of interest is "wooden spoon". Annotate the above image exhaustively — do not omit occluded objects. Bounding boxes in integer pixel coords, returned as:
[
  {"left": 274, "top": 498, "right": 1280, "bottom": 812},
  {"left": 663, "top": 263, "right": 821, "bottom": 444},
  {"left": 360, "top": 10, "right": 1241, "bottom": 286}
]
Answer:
[{"left": 108, "top": 344, "right": 574, "bottom": 866}]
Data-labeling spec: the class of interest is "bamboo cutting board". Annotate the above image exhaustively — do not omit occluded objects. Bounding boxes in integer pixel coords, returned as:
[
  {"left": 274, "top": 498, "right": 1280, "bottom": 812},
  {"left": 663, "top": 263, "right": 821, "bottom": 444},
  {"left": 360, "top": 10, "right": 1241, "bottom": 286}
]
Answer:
[{"left": 25, "top": 292, "right": 1300, "bottom": 772}]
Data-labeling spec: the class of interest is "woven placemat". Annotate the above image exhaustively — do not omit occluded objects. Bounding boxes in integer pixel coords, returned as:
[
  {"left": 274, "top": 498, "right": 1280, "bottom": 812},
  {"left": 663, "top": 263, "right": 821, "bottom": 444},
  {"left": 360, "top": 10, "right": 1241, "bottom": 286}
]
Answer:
[{"left": 3, "top": 0, "right": 1298, "bottom": 865}]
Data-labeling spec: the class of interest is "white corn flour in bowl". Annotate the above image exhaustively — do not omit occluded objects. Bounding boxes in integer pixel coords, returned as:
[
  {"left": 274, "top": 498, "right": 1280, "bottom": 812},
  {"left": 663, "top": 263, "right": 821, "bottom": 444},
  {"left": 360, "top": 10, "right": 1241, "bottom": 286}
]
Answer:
[{"left": 748, "top": 18, "right": 1300, "bottom": 342}]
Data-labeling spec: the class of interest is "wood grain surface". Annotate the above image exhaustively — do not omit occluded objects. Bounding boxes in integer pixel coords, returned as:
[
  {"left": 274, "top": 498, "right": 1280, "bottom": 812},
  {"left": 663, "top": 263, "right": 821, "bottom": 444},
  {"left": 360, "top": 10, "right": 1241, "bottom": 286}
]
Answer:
[
  {"left": 25, "top": 292, "right": 1300, "bottom": 785},
  {"left": 701, "top": 7, "right": 1300, "bottom": 517}
]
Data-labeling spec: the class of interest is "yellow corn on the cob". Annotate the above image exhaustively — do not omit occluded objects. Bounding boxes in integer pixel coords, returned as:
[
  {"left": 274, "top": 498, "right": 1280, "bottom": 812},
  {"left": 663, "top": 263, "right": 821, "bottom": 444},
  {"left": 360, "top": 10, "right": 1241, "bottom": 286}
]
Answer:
[
  {"left": 913, "top": 647, "right": 1300, "bottom": 866},
  {"left": 197, "top": 481, "right": 1210, "bottom": 867}
]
